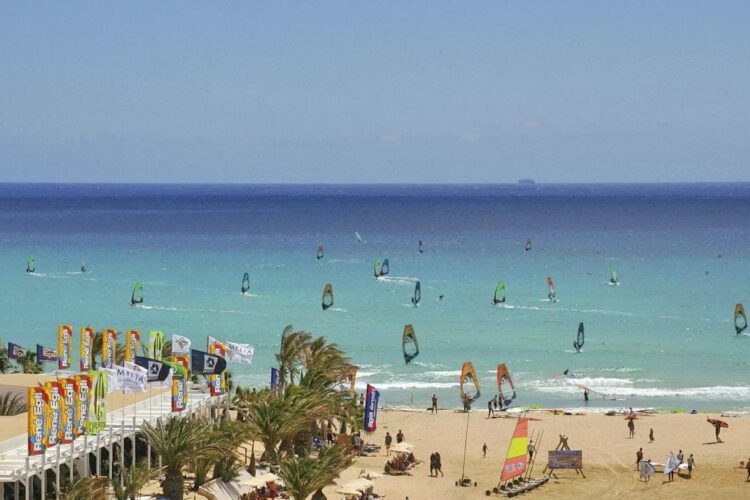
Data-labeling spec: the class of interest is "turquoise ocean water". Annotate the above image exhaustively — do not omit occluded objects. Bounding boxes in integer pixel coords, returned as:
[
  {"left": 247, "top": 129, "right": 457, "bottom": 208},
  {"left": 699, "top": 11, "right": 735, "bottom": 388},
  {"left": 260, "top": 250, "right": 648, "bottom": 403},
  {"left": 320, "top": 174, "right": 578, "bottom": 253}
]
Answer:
[{"left": 1, "top": 183, "right": 749, "bottom": 411}]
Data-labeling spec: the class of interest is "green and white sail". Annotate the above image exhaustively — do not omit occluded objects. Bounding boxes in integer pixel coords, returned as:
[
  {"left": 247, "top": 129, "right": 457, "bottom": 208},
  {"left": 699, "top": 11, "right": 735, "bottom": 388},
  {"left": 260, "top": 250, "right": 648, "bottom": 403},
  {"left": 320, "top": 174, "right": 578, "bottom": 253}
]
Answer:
[{"left": 493, "top": 281, "right": 506, "bottom": 304}]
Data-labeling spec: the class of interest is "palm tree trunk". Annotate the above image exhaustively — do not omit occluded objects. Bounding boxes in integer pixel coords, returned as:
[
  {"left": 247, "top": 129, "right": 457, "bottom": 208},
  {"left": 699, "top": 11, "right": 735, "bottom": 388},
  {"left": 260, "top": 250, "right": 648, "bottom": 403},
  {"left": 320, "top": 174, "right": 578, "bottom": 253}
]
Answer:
[{"left": 163, "top": 468, "right": 184, "bottom": 500}]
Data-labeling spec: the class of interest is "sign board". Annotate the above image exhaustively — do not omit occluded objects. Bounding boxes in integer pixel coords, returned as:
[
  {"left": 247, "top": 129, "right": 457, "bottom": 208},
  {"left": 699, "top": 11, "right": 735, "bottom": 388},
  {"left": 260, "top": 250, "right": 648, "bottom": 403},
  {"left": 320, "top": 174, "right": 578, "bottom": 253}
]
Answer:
[{"left": 548, "top": 450, "right": 582, "bottom": 469}]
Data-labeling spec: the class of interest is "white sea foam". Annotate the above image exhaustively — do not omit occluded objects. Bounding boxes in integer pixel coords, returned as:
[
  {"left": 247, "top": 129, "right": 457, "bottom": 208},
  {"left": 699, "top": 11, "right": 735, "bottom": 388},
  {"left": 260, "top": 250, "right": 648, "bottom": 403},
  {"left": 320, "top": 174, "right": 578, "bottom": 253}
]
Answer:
[{"left": 354, "top": 381, "right": 460, "bottom": 390}]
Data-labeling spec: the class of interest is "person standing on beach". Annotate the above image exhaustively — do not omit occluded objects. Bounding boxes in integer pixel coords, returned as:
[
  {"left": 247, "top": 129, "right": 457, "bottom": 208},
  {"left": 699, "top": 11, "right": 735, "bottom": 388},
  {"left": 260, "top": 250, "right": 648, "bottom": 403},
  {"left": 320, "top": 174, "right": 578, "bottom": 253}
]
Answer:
[
  {"left": 462, "top": 392, "right": 470, "bottom": 412},
  {"left": 397, "top": 429, "right": 404, "bottom": 444},
  {"left": 745, "top": 457, "right": 750, "bottom": 481},
  {"left": 710, "top": 420, "right": 723, "bottom": 443},
  {"left": 493, "top": 395, "right": 498, "bottom": 410},
  {"left": 385, "top": 432, "right": 392, "bottom": 455},
  {"left": 487, "top": 399, "right": 495, "bottom": 418},
  {"left": 528, "top": 441, "right": 536, "bottom": 462},
  {"left": 687, "top": 454, "right": 695, "bottom": 477},
  {"left": 429, "top": 452, "right": 436, "bottom": 476},
  {"left": 431, "top": 394, "right": 438, "bottom": 414},
  {"left": 435, "top": 452, "right": 444, "bottom": 476},
  {"left": 677, "top": 450, "right": 683, "bottom": 465},
  {"left": 636, "top": 448, "right": 643, "bottom": 470},
  {"left": 627, "top": 417, "right": 635, "bottom": 439},
  {"left": 483, "top": 442, "right": 488, "bottom": 458},
  {"left": 649, "top": 428, "right": 654, "bottom": 442}
]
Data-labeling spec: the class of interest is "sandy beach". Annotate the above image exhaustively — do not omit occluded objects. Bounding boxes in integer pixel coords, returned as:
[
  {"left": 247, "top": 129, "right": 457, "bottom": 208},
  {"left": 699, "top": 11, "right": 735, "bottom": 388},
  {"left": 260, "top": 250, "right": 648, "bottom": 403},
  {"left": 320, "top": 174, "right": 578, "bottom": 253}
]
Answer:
[{"left": 323, "top": 409, "right": 750, "bottom": 499}]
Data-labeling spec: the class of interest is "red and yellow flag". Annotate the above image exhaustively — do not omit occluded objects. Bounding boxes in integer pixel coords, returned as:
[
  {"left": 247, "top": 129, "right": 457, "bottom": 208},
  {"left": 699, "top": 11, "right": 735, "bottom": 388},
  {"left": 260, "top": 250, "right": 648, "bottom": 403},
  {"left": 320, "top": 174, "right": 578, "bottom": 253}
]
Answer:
[{"left": 500, "top": 417, "right": 528, "bottom": 482}]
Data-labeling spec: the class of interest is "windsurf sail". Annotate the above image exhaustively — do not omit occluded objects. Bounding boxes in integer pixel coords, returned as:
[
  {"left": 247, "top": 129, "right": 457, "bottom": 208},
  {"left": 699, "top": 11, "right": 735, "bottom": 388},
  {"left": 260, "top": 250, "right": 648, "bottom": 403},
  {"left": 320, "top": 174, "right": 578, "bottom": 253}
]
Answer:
[
  {"left": 373, "top": 259, "right": 381, "bottom": 278},
  {"left": 411, "top": 281, "right": 421, "bottom": 306},
  {"left": 574, "top": 322, "right": 584, "bottom": 352},
  {"left": 241, "top": 273, "right": 250, "bottom": 295},
  {"left": 355, "top": 231, "right": 365, "bottom": 243},
  {"left": 735, "top": 304, "right": 747, "bottom": 335},
  {"left": 525, "top": 239, "right": 532, "bottom": 252},
  {"left": 317, "top": 245, "right": 324, "bottom": 260},
  {"left": 81, "top": 260, "right": 87, "bottom": 273},
  {"left": 664, "top": 452, "right": 679, "bottom": 476},
  {"left": 321, "top": 283, "right": 334, "bottom": 310},
  {"left": 380, "top": 259, "right": 390, "bottom": 276},
  {"left": 546, "top": 276, "right": 557, "bottom": 301},
  {"left": 500, "top": 416, "right": 528, "bottom": 483},
  {"left": 496, "top": 363, "right": 517, "bottom": 407},
  {"left": 402, "top": 324, "right": 419, "bottom": 364},
  {"left": 130, "top": 281, "right": 143, "bottom": 306},
  {"left": 26, "top": 256, "right": 35, "bottom": 273},
  {"left": 610, "top": 265, "right": 618, "bottom": 284},
  {"left": 459, "top": 361, "right": 481, "bottom": 406},
  {"left": 639, "top": 460, "right": 656, "bottom": 480},
  {"left": 493, "top": 281, "right": 506, "bottom": 304},
  {"left": 418, "top": 240, "right": 424, "bottom": 254}
]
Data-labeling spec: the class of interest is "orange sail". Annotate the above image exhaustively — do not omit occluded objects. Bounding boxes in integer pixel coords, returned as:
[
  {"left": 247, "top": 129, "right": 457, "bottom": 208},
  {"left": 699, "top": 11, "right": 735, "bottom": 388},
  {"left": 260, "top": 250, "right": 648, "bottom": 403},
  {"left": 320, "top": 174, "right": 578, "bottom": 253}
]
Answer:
[
  {"left": 500, "top": 417, "right": 529, "bottom": 482},
  {"left": 460, "top": 361, "right": 481, "bottom": 405},
  {"left": 496, "top": 363, "right": 517, "bottom": 406}
]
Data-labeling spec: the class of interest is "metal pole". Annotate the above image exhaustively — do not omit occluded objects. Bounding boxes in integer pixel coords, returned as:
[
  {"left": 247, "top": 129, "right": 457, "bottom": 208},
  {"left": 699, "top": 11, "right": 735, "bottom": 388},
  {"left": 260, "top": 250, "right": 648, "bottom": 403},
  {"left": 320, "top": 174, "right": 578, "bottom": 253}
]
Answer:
[
  {"left": 108, "top": 427, "right": 113, "bottom": 480},
  {"left": 41, "top": 451, "right": 46, "bottom": 500},
  {"left": 132, "top": 416, "right": 137, "bottom": 470},
  {"left": 55, "top": 445, "right": 61, "bottom": 500},
  {"left": 14, "top": 480, "right": 19, "bottom": 500},
  {"left": 96, "top": 433, "right": 101, "bottom": 476},
  {"left": 69, "top": 441, "right": 74, "bottom": 483},
  {"left": 120, "top": 419, "right": 126, "bottom": 484},
  {"left": 83, "top": 434, "right": 89, "bottom": 477},
  {"left": 461, "top": 410, "right": 470, "bottom": 482}
]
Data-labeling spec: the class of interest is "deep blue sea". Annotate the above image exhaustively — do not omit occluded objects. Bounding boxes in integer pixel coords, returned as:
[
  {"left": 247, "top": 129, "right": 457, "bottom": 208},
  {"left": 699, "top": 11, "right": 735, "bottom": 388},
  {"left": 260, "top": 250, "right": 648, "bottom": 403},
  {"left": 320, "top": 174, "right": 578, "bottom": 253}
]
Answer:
[{"left": 1, "top": 183, "right": 749, "bottom": 412}]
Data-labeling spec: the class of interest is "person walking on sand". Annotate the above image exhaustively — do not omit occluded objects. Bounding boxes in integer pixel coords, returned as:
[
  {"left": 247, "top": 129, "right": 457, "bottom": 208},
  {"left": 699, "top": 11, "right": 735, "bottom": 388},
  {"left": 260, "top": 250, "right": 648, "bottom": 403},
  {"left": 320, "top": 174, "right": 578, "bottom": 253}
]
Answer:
[
  {"left": 385, "top": 432, "right": 392, "bottom": 455},
  {"left": 745, "top": 457, "right": 750, "bottom": 481},
  {"left": 636, "top": 448, "right": 643, "bottom": 470},
  {"left": 435, "top": 452, "right": 444, "bottom": 476},
  {"left": 483, "top": 442, "right": 488, "bottom": 458},
  {"left": 487, "top": 399, "right": 495, "bottom": 418},
  {"left": 431, "top": 394, "right": 438, "bottom": 414},
  {"left": 709, "top": 419, "right": 723, "bottom": 443},
  {"left": 677, "top": 450, "right": 683, "bottom": 465},
  {"left": 527, "top": 441, "right": 536, "bottom": 462},
  {"left": 397, "top": 429, "right": 404, "bottom": 444},
  {"left": 429, "top": 452, "right": 436, "bottom": 477},
  {"left": 627, "top": 417, "right": 635, "bottom": 439},
  {"left": 649, "top": 427, "right": 654, "bottom": 442},
  {"left": 687, "top": 454, "right": 695, "bottom": 477}
]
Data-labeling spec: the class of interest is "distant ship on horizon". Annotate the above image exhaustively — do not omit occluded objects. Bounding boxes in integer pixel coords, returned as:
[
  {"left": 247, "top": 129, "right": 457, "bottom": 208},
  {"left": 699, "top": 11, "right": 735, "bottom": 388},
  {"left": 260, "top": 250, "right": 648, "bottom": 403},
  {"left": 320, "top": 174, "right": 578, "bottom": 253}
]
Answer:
[{"left": 517, "top": 178, "right": 536, "bottom": 185}]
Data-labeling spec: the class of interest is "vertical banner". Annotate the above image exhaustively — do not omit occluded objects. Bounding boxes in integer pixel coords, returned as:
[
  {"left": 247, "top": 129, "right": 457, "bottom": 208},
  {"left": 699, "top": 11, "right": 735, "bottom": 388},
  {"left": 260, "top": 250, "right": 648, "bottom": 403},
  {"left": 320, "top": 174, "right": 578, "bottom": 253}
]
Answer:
[
  {"left": 271, "top": 368, "right": 280, "bottom": 394},
  {"left": 27, "top": 387, "right": 48, "bottom": 456},
  {"left": 148, "top": 331, "right": 165, "bottom": 360},
  {"left": 208, "top": 342, "right": 226, "bottom": 396},
  {"left": 364, "top": 384, "right": 380, "bottom": 432},
  {"left": 60, "top": 377, "right": 78, "bottom": 443},
  {"left": 125, "top": 329, "right": 141, "bottom": 363},
  {"left": 171, "top": 376, "right": 187, "bottom": 412},
  {"left": 102, "top": 329, "right": 117, "bottom": 368},
  {"left": 80, "top": 327, "right": 95, "bottom": 371},
  {"left": 57, "top": 324, "right": 73, "bottom": 370},
  {"left": 74, "top": 374, "right": 92, "bottom": 436},
  {"left": 44, "top": 381, "right": 65, "bottom": 448},
  {"left": 86, "top": 370, "right": 108, "bottom": 435}
]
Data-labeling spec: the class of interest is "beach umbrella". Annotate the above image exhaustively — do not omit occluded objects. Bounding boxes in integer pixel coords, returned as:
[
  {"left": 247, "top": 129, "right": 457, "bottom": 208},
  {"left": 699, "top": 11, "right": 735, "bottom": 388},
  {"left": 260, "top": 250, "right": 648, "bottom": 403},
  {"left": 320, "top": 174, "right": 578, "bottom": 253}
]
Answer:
[{"left": 390, "top": 442, "right": 414, "bottom": 454}]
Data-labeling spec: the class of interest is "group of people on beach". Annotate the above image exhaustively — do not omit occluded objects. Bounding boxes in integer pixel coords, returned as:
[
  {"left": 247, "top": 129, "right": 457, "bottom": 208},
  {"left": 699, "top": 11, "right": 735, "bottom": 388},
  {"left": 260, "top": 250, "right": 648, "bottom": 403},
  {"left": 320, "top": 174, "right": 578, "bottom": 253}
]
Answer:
[{"left": 429, "top": 452, "right": 444, "bottom": 477}]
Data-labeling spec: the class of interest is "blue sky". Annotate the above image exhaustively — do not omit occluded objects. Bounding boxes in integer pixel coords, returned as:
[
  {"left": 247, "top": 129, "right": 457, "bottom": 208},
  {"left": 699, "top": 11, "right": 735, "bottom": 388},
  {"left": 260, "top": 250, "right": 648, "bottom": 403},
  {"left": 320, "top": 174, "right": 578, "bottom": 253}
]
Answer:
[{"left": 1, "top": 2, "right": 748, "bottom": 183}]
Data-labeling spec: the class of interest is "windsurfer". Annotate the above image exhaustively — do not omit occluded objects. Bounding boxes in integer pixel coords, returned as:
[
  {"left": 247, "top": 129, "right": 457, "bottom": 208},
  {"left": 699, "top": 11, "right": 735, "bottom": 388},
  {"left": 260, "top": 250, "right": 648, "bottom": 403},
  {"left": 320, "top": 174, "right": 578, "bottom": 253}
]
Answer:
[{"left": 584, "top": 389, "right": 589, "bottom": 402}]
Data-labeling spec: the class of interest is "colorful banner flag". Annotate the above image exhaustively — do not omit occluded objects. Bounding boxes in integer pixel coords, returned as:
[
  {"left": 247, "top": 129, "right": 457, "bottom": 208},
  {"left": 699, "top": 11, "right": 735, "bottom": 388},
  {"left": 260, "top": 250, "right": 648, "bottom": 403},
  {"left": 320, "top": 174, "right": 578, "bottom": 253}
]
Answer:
[
  {"left": 173, "top": 355, "right": 190, "bottom": 376},
  {"left": 27, "top": 386, "right": 48, "bottom": 456},
  {"left": 80, "top": 327, "right": 95, "bottom": 371},
  {"left": 190, "top": 349, "right": 226, "bottom": 375},
  {"left": 57, "top": 324, "right": 73, "bottom": 370},
  {"left": 44, "top": 380, "right": 64, "bottom": 447},
  {"left": 500, "top": 417, "right": 529, "bottom": 482},
  {"left": 172, "top": 376, "right": 187, "bottom": 412},
  {"left": 364, "top": 384, "right": 380, "bottom": 432},
  {"left": 171, "top": 334, "right": 191, "bottom": 356},
  {"left": 226, "top": 341, "right": 254, "bottom": 364},
  {"left": 134, "top": 356, "right": 171, "bottom": 382},
  {"left": 8, "top": 342, "right": 27, "bottom": 360},
  {"left": 114, "top": 364, "right": 147, "bottom": 392},
  {"left": 74, "top": 374, "right": 91, "bottom": 437},
  {"left": 207, "top": 335, "right": 222, "bottom": 350},
  {"left": 125, "top": 329, "right": 140, "bottom": 363},
  {"left": 271, "top": 367, "right": 280, "bottom": 394},
  {"left": 60, "top": 377, "right": 78, "bottom": 443},
  {"left": 36, "top": 344, "right": 58, "bottom": 362},
  {"left": 208, "top": 343, "right": 226, "bottom": 396},
  {"left": 102, "top": 329, "right": 117, "bottom": 368},
  {"left": 86, "top": 370, "right": 108, "bottom": 435},
  {"left": 148, "top": 331, "right": 165, "bottom": 360}
]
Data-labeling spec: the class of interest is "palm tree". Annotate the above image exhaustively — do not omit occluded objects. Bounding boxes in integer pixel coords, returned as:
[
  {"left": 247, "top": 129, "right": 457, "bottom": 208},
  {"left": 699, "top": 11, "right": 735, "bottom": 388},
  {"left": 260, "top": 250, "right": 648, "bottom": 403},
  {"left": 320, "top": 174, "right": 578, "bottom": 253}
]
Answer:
[
  {"left": 276, "top": 326, "right": 312, "bottom": 389},
  {"left": 140, "top": 417, "right": 229, "bottom": 500},
  {"left": 190, "top": 418, "right": 250, "bottom": 490},
  {"left": 17, "top": 351, "right": 43, "bottom": 374},
  {"left": 64, "top": 475, "right": 108, "bottom": 500},
  {"left": 112, "top": 461, "right": 151, "bottom": 500},
  {"left": 0, "top": 392, "right": 25, "bottom": 416},
  {"left": 280, "top": 445, "right": 353, "bottom": 500},
  {"left": 0, "top": 341, "right": 11, "bottom": 374}
]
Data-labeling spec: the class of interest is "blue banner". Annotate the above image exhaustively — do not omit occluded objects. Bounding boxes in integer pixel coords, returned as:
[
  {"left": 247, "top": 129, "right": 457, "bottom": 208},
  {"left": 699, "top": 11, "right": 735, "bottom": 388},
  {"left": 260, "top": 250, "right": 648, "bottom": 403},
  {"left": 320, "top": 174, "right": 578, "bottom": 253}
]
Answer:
[
  {"left": 364, "top": 384, "right": 380, "bottom": 432},
  {"left": 271, "top": 368, "right": 279, "bottom": 393},
  {"left": 36, "top": 344, "right": 58, "bottom": 362},
  {"left": 8, "top": 342, "right": 27, "bottom": 360},
  {"left": 189, "top": 349, "right": 226, "bottom": 375}
]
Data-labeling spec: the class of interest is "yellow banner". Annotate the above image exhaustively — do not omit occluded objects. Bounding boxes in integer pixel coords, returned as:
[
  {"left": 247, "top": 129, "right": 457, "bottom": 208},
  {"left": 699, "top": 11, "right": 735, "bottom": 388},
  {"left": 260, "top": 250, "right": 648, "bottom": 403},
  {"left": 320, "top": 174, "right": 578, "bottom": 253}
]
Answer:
[
  {"left": 86, "top": 370, "right": 108, "bottom": 435},
  {"left": 74, "top": 374, "right": 92, "bottom": 436},
  {"left": 57, "top": 324, "right": 73, "bottom": 370},
  {"left": 44, "top": 381, "right": 65, "bottom": 448},
  {"left": 80, "top": 327, "right": 95, "bottom": 371},
  {"left": 102, "top": 329, "right": 117, "bottom": 368},
  {"left": 208, "top": 343, "right": 225, "bottom": 396},
  {"left": 125, "top": 329, "right": 140, "bottom": 363},
  {"left": 27, "top": 387, "right": 48, "bottom": 456},
  {"left": 60, "top": 377, "right": 77, "bottom": 443}
]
